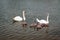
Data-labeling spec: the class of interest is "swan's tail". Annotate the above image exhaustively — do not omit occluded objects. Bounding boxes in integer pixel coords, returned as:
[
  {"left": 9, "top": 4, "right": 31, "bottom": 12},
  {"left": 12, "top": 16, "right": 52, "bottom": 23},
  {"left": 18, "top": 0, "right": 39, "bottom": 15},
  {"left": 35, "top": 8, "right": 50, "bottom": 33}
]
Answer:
[{"left": 36, "top": 18, "right": 40, "bottom": 22}]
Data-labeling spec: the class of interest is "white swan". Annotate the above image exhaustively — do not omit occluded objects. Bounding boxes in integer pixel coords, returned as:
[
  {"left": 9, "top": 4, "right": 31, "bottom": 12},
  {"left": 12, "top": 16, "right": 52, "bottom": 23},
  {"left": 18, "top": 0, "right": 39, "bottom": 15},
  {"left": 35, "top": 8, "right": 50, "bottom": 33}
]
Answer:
[
  {"left": 36, "top": 13, "right": 49, "bottom": 24},
  {"left": 13, "top": 10, "right": 26, "bottom": 22}
]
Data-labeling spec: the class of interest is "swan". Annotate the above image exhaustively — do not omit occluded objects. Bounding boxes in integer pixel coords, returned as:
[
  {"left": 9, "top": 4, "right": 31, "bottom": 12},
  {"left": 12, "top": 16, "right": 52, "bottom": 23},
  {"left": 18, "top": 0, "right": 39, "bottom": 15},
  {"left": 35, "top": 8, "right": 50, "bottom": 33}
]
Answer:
[
  {"left": 13, "top": 10, "right": 26, "bottom": 22},
  {"left": 13, "top": 10, "right": 27, "bottom": 27},
  {"left": 36, "top": 13, "right": 49, "bottom": 24},
  {"left": 36, "top": 13, "right": 49, "bottom": 31}
]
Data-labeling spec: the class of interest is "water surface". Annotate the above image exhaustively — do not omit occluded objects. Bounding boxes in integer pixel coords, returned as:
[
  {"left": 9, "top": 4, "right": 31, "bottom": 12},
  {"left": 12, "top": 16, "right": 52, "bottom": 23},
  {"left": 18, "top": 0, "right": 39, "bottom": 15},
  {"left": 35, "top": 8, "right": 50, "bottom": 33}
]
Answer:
[{"left": 0, "top": 0, "right": 60, "bottom": 40}]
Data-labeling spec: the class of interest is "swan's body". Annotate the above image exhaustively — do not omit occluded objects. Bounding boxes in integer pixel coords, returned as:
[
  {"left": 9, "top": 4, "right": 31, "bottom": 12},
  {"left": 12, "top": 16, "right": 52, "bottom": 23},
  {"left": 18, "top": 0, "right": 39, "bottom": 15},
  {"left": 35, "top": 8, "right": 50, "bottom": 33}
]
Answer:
[
  {"left": 36, "top": 19, "right": 49, "bottom": 24},
  {"left": 13, "top": 11, "right": 26, "bottom": 22},
  {"left": 13, "top": 16, "right": 23, "bottom": 21}
]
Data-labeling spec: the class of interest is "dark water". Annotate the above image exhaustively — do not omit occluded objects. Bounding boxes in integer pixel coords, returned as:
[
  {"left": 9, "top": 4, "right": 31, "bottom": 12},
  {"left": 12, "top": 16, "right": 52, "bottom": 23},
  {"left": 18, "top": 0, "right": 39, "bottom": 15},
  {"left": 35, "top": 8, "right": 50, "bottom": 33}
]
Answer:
[{"left": 0, "top": 0, "right": 60, "bottom": 40}]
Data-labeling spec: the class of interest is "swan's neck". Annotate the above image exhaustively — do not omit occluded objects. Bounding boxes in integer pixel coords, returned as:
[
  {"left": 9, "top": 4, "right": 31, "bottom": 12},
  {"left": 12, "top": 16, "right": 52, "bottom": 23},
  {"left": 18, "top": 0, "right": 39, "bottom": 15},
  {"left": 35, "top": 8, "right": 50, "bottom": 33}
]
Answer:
[
  {"left": 47, "top": 14, "right": 49, "bottom": 22},
  {"left": 23, "top": 11, "right": 26, "bottom": 21}
]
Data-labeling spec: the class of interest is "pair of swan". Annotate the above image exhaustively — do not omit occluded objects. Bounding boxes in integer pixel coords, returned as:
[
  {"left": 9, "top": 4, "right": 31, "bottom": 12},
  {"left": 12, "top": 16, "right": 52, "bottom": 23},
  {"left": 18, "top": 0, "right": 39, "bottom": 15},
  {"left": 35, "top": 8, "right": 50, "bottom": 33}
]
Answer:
[
  {"left": 13, "top": 10, "right": 49, "bottom": 29},
  {"left": 13, "top": 10, "right": 49, "bottom": 25}
]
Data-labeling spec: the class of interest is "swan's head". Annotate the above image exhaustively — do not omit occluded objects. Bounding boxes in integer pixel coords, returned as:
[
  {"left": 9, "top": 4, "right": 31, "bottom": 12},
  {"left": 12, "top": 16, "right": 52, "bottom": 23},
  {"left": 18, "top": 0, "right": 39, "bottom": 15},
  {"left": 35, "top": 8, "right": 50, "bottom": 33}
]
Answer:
[{"left": 23, "top": 10, "right": 25, "bottom": 14}]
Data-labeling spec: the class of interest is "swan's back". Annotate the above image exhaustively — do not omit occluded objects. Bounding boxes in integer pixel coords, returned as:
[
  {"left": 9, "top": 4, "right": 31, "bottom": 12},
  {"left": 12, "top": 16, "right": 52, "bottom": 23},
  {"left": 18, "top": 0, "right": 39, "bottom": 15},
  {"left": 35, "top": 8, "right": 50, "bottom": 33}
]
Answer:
[
  {"left": 40, "top": 19, "right": 47, "bottom": 23},
  {"left": 40, "top": 19, "right": 49, "bottom": 24},
  {"left": 36, "top": 18, "right": 47, "bottom": 23},
  {"left": 36, "top": 18, "right": 49, "bottom": 24}
]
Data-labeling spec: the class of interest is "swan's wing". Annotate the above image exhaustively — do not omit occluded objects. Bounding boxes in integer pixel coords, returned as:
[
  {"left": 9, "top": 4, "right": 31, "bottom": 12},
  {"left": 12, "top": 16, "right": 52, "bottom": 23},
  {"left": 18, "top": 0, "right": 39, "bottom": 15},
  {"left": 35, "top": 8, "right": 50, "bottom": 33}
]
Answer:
[
  {"left": 13, "top": 16, "right": 23, "bottom": 21},
  {"left": 36, "top": 18, "right": 49, "bottom": 24},
  {"left": 40, "top": 20, "right": 47, "bottom": 23},
  {"left": 39, "top": 19, "right": 49, "bottom": 24},
  {"left": 36, "top": 18, "right": 40, "bottom": 22}
]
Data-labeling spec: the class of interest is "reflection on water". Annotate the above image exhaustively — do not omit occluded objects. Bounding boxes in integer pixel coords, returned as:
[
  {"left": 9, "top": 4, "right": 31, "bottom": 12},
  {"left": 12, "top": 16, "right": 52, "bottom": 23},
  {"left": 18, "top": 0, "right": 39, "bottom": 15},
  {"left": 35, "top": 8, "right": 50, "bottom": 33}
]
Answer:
[{"left": 0, "top": 0, "right": 60, "bottom": 40}]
